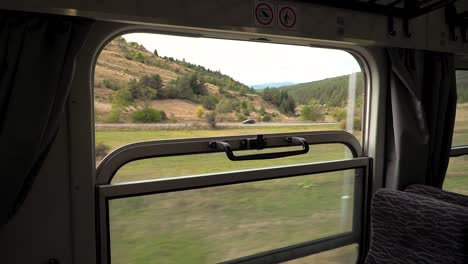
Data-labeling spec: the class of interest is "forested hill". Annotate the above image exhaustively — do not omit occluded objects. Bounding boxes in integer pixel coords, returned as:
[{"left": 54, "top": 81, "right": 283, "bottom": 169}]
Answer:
[
  {"left": 94, "top": 37, "right": 294, "bottom": 123},
  {"left": 276, "top": 72, "right": 365, "bottom": 107}
]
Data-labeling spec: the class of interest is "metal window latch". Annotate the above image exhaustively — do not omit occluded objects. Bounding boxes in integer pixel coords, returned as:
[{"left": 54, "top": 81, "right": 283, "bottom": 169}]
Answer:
[
  {"left": 209, "top": 135, "right": 309, "bottom": 161},
  {"left": 240, "top": 135, "right": 267, "bottom": 150}
]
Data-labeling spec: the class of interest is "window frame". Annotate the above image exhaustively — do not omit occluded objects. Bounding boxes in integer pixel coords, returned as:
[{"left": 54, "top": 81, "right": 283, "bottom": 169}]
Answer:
[
  {"left": 67, "top": 22, "right": 387, "bottom": 264},
  {"left": 96, "top": 131, "right": 371, "bottom": 264}
]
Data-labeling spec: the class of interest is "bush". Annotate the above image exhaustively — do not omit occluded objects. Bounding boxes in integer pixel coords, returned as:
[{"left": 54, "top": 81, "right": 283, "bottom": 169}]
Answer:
[
  {"left": 259, "top": 106, "right": 266, "bottom": 115},
  {"left": 102, "top": 79, "right": 122, "bottom": 91},
  {"left": 131, "top": 107, "right": 165, "bottom": 123},
  {"left": 128, "top": 74, "right": 162, "bottom": 100},
  {"left": 195, "top": 106, "right": 205, "bottom": 118},
  {"left": 331, "top": 107, "right": 346, "bottom": 121},
  {"left": 237, "top": 114, "right": 247, "bottom": 122},
  {"left": 166, "top": 73, "right": 206, "bottom": 101},
  {"left": 107, "top": 89, "right": 133, "bottom": 123},
  {"left": 95, "top": 142, "right": 111, "bottom": 159},
  {"left": 201, "top": 95, "right": 218, "bottom": 110},
  {"left": 125, "top": 50, "right": 147, "bottom": 63},
  {"left": 205, "top": 111, "right": 217, "bottom": 128},
  {"left": 262, "top": 114, "right": 272, "bottom": 122},
  {"left": 339, "top": 117, "right": 362, "bottom": 131},
  {"left": 300, "top": 99, "right": 323, "bottom": 121},
  {"left": 106, "top": 109, "right": 122, "bottom": 123},
  {"left": 215, "top": 99, "right": 235, "bottom": 113},
  {"left": 111, "top": 89, "right": 133, "bottom": 107}
]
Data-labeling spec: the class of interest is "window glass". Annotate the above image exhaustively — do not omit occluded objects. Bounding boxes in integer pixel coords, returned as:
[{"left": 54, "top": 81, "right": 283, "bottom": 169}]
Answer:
[
  {"left": 444, "top": 70, "right": 468, "bottom": 193},
  {"left": 94, "top": 33, "right": 365, "bottom": 163},
  {"left": 444, "top": 156, "right": 468, "bottom": 195},
  {"left": 95, "top": 33, "right": 365, "bottom": 263},
  {"left": 451, "top": 70, "right": 468, "bottom": 147},
  {"left": 109, "top": 170, "right": 357, "bottom": 263}
]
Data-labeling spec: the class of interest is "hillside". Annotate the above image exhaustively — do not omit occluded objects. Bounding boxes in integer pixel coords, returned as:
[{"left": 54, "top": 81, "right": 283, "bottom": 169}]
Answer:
[
  {"left": 277, "top": 73, "right": 365, "bottom": 107},
  {"left": 94, "top": 37, "right": 293, "bottom": 123}
]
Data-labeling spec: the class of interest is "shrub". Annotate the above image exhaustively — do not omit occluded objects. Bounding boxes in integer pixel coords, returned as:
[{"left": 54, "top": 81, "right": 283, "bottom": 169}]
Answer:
[
  {"left": 131, "top": 107, "right": 164, "bottom": 123},
  {"left": 125, "top": 50, "right": 147, "bottom": 63},
  {"left": 205, "top": 111, "right": 217, "bottom": 128},
  {"left": 339, "top": 117, "right": 362, "bottom": 131},
  {"left": 166, "top": 73, "right": 207, "bottom": 101},
  {"left": 215, "top": 99, "right": 235, "bottom": 113},
  {"left": 300, "top": 99, "right": 323, "bottom": 121},
  {"left": 331, "top": 107, "right": 347, "bottom": 121},
  {"left": 115, "top": 36, "right": 126, "bottom": 43},
  {"left": 259, "top": 106, "right": 266, "bottom": 115},
  {"left": 95, "top": 142, "right": 111, "bottom": 159},
  {"left": 128, "top": 74, "right": 162, "bottom": 100},
  {"left": 107, "top": 89, "right": 133, "bottom": 123},
  {"left": 102, "top": 79, "right": 122, "bottom": 91},
  {"left": 201, "top": 95, "right": 218, "bottom": 110},
  {"left": 195, "top": 106, "right": 205, "bottom": 118},
  {"left": 111, "top": 89, "right": 133, "bottom": 107},
  {"left": 262, "top": 114, "right": 272, "bottom": 122},
  {"left": 106, "top": 109, "right": 122, "bottom": 123},
  {"left": 237, "top": 114, "right": 247, "bottom": 122}
]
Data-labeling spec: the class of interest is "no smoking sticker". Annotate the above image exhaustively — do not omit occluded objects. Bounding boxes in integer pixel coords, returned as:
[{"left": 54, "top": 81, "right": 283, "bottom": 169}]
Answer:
[
  {"left": 254, "top": 1, "right": 275, "bottom": 28},
  {"left": 278, "top": 4, "right": 297, "bottom": 30}
]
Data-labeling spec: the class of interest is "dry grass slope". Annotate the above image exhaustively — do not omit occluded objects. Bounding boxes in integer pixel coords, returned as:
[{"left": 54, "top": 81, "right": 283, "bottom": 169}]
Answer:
[{"left": 94, "top": 38, "right": 290, "bottom": 123}]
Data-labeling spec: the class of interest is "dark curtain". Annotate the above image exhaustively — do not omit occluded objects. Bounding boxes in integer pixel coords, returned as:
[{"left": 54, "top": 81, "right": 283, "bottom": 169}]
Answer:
[
  {"left": 385, "top": 48, "right": 457, "bottom": 190},
  {"left": 0, "top": 11, "right": 94, "bottom": 226}
]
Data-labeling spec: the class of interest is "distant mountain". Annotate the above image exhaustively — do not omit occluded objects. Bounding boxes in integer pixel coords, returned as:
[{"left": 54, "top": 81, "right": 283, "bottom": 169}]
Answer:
[{"left": 251, "top": 82, "right": 296, "bottom": 90}]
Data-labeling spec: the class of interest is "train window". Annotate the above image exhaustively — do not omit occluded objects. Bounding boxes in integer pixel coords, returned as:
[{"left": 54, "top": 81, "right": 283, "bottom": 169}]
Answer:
[
  {"left": 109, "top": 170, "right": 357, "bottom": 264},
  {"left": 94, "top": 33, "right": 365, "bottom": 164},
  {"left": 444, "top": 70, "right": 468, "bottom": 194},
  {"left": 94, "top": 33, "right": 369, "bottom": 264}
]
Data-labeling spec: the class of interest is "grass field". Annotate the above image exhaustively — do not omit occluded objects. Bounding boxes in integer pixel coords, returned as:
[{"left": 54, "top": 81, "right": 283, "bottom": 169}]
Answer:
[{"left": 96, "top": 124, "right": 359, "bottom": 263}]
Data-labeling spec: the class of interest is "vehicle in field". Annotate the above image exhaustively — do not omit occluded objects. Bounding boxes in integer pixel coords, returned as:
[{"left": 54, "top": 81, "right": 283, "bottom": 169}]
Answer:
[{"left": 242, "top": 119, "right": 256, "bottom": 124}]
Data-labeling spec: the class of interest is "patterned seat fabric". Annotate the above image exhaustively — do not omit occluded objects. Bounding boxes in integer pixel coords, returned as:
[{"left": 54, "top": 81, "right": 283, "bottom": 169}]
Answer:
[
  {"left": 405, "top": 184, "right": 468, "bottom": 208},
  {"left": 364, "top": 188, "right": 468, "bottom": 264}
]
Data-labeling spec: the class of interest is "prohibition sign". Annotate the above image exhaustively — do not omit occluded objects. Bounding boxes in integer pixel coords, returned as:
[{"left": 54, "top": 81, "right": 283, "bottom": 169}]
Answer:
[
  {"left": 279, "top": 7, "right": 296, "bottom": 28},
  {"left": 255, "top": 3, "right": 274, "bottom": 26}
]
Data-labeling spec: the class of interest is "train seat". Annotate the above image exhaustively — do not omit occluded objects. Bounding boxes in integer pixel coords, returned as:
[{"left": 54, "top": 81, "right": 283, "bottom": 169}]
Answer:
[
  {"left": 405, "top": 184, "right": 468, "bottom": 207},
  {"left": 364, "top": 188, "right": 468, "bottom": 264}
]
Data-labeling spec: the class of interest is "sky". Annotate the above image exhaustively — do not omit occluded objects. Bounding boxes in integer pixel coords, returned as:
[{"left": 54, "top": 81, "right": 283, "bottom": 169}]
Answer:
[{"left": 123, "top": 33, "right": 361, "bottom": 86}]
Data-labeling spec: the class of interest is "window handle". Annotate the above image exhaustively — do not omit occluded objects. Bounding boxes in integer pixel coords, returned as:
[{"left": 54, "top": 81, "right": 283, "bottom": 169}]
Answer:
[{"left": 209, "top": 137, "right": 309, "bottom": 161}]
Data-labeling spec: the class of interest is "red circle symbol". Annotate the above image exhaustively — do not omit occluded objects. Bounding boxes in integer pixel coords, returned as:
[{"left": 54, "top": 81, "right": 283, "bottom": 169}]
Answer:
[
  {"left": 255, "top": 3, "right": 274, "bottom": 25},
  {"left": 279, "top": 7, "right": 296, "bottom": 28}
]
